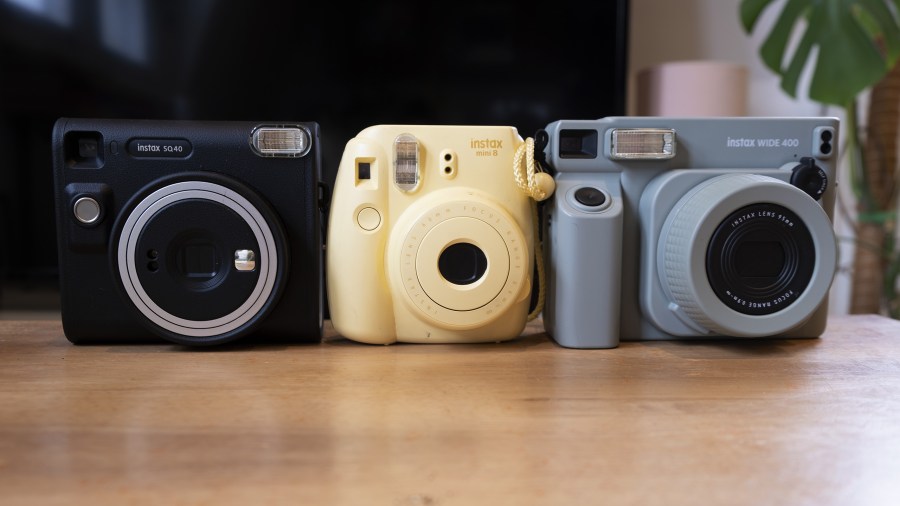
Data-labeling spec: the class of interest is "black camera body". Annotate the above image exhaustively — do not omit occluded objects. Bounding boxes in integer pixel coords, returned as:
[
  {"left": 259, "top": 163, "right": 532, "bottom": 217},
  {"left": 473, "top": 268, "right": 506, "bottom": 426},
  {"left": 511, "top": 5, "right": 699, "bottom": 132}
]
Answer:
[{"left": 53, "top": 118, "right": 324, "bottom": 346}]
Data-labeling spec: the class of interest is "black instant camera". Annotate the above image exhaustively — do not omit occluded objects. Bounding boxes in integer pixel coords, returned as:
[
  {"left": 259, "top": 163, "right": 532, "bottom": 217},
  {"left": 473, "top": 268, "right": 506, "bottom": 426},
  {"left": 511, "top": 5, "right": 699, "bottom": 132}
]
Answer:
[{"left": 52, "top": 118, "right": 324, "bottom": 346}]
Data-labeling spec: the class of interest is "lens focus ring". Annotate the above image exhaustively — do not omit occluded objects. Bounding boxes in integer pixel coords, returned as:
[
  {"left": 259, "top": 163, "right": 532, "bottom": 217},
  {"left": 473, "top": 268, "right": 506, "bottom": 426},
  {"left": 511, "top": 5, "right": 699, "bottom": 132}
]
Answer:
[
  {"left": 117, "top": 181, "right": 281, "bottom": 341},
  {"left": 394, "top": 198, "right": 529, "bottom": 330},
  {"left": 660, "top": 174, "right": 837, "bottom": 337}
]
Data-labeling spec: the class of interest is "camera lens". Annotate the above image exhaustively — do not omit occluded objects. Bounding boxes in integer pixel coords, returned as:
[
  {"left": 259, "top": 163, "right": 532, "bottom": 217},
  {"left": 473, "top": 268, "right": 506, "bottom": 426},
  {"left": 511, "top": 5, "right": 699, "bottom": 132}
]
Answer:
[
  {"left": 133, "top": 199, "right": 261, "bottom": 321},
  {"left": 658, "top": 174, "right": 837, "bottom": 337},
  {"left": 117, "top": 179, "right": 286, "bottom": 344},
  {"left": 439, "top": 242, "right": 488, "bottom": 285},
  {"left": 706, "top": 203, "right": 815, "bottom": 316},
  {"left": 398, "top": 199, "right": 528, "bottom": 329}
]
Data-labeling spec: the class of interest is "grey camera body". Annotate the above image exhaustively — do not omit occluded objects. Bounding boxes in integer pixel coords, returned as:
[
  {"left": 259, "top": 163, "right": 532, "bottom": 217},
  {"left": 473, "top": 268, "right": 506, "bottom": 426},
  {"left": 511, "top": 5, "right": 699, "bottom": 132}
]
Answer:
[{"left": 542, "top": 117, "right": 839, "bottom": 348}]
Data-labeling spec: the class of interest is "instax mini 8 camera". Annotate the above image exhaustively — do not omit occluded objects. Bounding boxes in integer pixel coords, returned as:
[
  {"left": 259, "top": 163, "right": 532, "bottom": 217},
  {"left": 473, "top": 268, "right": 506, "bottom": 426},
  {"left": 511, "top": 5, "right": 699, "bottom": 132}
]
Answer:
[
  {"left": 53, "top": 118, "right": 324, "bottom": 346},
  {"left": 327, "top": 125, "right": 535, "bottom": 344},
  {"left": 541, "top": 116, "right": 839, "bottom": 348}
]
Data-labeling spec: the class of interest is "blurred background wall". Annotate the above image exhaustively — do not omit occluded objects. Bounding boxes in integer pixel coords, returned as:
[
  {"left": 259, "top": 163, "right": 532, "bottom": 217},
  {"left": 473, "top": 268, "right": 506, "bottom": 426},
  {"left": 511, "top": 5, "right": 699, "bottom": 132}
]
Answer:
[
  {"left": 0, "top": 0, "right": 854, "bottom": 318},
  {"left": 0, "top": 0, "right": 629, "bottom": 316}
]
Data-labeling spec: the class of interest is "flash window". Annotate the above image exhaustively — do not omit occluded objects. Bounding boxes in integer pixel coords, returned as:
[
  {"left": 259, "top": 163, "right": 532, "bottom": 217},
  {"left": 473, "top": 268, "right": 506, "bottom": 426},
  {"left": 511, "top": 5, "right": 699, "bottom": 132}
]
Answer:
[
  {"left": 250, "top": 125, "right": 311, "bottom": 158},
  {"left": 608, "top": 128, "right": 676, "bottom": 160}
]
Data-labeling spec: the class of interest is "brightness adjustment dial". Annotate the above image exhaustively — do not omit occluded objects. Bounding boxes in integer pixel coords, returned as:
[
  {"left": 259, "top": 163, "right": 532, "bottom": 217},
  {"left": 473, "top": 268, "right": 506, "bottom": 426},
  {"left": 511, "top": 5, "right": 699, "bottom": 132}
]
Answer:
[{"left": 790, "top": 157, "right": 827, "bottom": 201}]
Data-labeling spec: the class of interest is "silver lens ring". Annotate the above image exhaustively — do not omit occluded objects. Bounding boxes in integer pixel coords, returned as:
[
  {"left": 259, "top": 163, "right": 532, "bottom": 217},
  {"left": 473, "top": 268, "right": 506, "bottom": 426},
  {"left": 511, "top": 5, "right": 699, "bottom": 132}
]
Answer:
[{"left": 117, "top": 181, "right": 278, "bottom": 337}]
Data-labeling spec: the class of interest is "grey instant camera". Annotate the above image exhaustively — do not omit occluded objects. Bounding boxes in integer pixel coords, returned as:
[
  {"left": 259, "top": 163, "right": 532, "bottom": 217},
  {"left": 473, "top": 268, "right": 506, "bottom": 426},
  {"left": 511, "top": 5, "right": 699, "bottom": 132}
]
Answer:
[{"left": 541, "top": 117, "right": 839, "bottom": 348}]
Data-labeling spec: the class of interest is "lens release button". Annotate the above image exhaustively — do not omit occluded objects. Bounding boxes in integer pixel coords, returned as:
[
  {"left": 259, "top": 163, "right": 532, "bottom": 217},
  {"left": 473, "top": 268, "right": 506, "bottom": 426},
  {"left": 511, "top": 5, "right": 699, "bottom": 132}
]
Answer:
[
  {"left": 73, "top": 197, "right": 101, "bottom": 224},
  {"left": 574, "top": 187, "right": 607, "bottom": 207}
]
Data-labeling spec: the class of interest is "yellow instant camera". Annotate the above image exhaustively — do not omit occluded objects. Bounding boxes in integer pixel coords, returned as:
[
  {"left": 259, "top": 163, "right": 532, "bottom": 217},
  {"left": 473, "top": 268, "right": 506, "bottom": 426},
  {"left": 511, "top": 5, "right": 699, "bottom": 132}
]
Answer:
[{"left": 326, "top": 125, "right": 534, "bottom": 344}]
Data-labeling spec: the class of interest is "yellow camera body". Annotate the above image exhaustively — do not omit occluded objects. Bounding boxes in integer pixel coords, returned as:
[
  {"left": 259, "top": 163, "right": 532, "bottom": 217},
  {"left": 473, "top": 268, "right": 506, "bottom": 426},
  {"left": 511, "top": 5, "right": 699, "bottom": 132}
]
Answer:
[{"left": 327, "top": 125, "right": 534, "bottom": 344}]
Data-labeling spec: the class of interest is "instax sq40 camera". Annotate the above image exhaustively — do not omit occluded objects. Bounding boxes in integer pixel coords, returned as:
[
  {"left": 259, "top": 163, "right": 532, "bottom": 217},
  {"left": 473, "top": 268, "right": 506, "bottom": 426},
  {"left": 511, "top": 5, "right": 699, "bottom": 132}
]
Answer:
[
  {"left": 542, "top": 117, "right": 839, "bottom": 348},
  {"left": 327, "top": 125, "right": 534, "bottom": 344},
  {"left": 53, "top": 118, "right": 324, "bottom": 346}
]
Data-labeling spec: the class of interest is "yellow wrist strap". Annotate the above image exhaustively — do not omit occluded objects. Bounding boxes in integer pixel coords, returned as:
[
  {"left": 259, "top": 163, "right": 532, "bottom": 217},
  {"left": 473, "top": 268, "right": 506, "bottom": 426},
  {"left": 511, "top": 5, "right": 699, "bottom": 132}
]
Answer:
[{"left": 513, "top": 137, "right": 555, "bottom": 322}]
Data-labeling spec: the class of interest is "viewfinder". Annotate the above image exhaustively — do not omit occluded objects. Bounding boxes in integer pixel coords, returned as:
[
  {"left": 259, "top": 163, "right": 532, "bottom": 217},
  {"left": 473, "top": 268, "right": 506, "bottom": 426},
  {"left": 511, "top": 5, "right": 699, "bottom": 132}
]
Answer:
[
  {"left": 558, "top": 129, "right": 598, "bottom": 159},
  {"left": 64, "top": 131, "right": 104, "bottom": 168}
]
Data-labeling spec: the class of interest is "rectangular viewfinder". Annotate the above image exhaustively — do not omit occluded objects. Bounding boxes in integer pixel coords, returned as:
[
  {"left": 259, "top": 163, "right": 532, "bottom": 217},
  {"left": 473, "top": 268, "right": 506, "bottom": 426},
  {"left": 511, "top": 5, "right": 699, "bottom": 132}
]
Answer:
[
  {"left": 558, "top": 129, "right": 598, "bottom": 159},
  {"left": 64, "top": 131, "right": 104, "bottom": 168},
  {"left": 358, "top": 162, "right": 371, "bottom": 180},
  {"left": 354, "top": 158, "right": 376, "bottom": 187}
]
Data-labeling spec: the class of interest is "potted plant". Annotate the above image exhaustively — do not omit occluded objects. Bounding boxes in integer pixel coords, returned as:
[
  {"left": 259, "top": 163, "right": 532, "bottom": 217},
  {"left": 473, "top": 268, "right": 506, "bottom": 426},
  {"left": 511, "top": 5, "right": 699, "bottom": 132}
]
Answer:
[{"left": 741, "top": 0, "right": 900, "bottom": 316}]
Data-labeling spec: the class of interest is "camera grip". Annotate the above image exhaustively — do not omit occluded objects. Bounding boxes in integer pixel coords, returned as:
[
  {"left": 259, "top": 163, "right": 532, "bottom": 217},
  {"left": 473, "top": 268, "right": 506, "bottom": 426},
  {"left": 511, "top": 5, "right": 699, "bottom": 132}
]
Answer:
[
  {"left": 326, "top": 139, "right": 397, "bottom": 344},
  {"left": 544, "top": 178, "right": 623, "bottom": 348}
]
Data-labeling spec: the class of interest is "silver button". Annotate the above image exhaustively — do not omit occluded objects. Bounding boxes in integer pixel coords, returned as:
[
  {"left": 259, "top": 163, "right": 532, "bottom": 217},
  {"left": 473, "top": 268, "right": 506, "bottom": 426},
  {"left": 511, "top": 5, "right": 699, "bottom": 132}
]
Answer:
[{"left": 73, "top": 197, "right": 101, "bottom": 224}]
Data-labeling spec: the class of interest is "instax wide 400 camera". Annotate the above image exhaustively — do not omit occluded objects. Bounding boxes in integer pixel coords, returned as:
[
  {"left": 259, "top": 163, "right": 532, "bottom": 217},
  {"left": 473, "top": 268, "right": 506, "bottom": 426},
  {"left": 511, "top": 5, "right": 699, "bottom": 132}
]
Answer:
[
  {"left": 541, "top": 117, "right": 839, "bottom": 348},
  {"left": 327, "top": 125, "right": 534, "bottom": 344},
  {"left": 53, "top": 118, "right": 324, "bottom": 346}
]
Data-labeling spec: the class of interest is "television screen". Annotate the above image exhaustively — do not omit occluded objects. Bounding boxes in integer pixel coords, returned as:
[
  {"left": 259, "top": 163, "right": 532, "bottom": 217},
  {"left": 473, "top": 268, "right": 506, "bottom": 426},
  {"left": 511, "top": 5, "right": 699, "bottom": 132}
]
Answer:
[{"left": 0, "top": 0, "right": 629, "bottom": 311}]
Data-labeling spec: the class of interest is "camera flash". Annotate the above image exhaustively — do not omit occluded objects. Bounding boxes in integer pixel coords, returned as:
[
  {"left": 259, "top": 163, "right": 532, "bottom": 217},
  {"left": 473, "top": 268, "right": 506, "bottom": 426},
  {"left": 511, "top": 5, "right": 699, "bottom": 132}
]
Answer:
[
  {"left": 394, "top": 133, "right": 420, "bottom": 192},
  {"left": 609, "top": 129, "right": 676, "bottom": 160},
  {"left": 250, "top": 126, "right": 310, "bottom": 157}
]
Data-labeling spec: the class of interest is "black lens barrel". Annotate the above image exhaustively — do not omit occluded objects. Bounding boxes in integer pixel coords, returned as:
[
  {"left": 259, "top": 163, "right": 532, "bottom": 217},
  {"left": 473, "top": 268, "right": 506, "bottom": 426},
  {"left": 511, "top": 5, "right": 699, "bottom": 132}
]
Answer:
[{"left": 706, "top": 203, "right": 816, "bottom": 316}]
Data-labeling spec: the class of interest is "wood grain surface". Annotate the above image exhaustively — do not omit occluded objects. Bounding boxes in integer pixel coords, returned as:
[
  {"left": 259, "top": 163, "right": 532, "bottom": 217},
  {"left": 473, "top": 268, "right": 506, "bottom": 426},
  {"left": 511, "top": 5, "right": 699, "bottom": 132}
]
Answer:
[{"left": 1, "top": 315, "right": 899, "bottom": 505}]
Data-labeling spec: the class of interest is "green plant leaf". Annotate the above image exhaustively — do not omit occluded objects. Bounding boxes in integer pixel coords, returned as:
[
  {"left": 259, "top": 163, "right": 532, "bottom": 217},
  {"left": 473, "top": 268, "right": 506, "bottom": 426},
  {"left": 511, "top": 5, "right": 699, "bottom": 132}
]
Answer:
[
  {"left": 740, "top": 0, "right": 776, "bottom": 32},
  {"left": 811, "top": 3, "right": 891, "bottom": 104},
  {"left": 858, "top": 0, "right": 900, "bottom": 61},
  {"left": 780, "top": 11, "right": 819, "bottom": 97},
  {"left": 759, "top": 0, "right": 808, "bottom": 75},
  {"left": 741, "top": 0, "right": 900, "bottom": 106}
]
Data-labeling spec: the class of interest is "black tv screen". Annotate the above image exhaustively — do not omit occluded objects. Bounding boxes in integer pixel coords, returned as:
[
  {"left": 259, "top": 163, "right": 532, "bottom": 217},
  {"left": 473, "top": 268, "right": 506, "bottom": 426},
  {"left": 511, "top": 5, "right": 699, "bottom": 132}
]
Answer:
[{"left": 0, "top": 0, "right": 628, "bottom": 309}]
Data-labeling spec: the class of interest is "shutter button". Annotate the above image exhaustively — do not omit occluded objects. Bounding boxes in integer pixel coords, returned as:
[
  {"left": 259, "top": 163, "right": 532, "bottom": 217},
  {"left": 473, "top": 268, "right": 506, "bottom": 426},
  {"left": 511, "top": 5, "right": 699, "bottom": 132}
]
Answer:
[{"left": 574, "top": 187, "right": 607, "bottom": 207}]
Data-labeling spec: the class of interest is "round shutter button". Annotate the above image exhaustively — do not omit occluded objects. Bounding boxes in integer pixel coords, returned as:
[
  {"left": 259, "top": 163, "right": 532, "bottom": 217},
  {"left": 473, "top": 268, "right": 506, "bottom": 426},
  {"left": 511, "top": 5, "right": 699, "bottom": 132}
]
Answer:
[
  {"left": 73, "top": 197, "right": 101, "bottom": 224},
  {"left": 574, "top": 187, "right": 607, "bottom": 207}
]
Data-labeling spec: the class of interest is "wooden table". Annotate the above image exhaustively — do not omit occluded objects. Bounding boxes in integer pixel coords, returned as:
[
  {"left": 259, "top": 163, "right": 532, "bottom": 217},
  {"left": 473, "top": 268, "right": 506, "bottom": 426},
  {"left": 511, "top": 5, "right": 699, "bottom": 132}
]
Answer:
[{"left": 1, "top": 315, "right": 899, "bottom": 505}]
